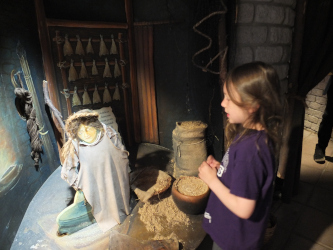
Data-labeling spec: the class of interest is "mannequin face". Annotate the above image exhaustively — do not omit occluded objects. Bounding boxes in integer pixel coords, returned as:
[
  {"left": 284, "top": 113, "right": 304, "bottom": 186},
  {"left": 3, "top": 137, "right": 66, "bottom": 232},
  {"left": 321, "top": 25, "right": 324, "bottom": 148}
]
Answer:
[{"left": 77, "top": 124, "right": 98, "bottom": 143}]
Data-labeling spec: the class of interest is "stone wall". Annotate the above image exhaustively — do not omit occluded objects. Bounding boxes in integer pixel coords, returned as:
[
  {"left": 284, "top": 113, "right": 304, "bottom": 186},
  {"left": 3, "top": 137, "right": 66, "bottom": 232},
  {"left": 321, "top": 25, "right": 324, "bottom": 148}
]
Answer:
[
  {"left": 233, "top": 0, "right": 296, "bottom": 95},
  {"left": 305, "top": 75, "right": 331, "bottom": 137}
]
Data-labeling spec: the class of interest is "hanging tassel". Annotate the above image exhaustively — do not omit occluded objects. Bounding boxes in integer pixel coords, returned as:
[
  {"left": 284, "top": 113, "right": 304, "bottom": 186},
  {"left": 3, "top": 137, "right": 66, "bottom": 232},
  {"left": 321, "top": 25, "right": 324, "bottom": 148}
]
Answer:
[
  {"left": 92, "top": 59, "right": 99, "bottom": 76},
  {"left": 82, "top": 85, "right": 92, "bottom": 105},
  {"left": 63, "top": 34, "right": 73, "bottom": 56},
  {"left": 68, "top": 59, "right": 78, "bottom": 82},
  {"left": 99, "top": 34, "right": 109, "bottom": 57},
  {"left": 103, "top": 83, "right": 112, "bottom": 103},
  {"left": 79, "top": 59, "right": 88, "bottom": 79},
  {"left": 93, "top": 84, "right": 101, "bottom": 104},
  {"left": 114, "top": 59, "right": 121, "bottom": 78},
  {"left": 86, "top": 37, "right": 94, "bottom": 54},
  {"left": 75, "top": 35, "right": 85, "bottom": 56},
  {"left": 72, "top": 86, "right": 81, "bottom": 106},
  {"left": 113, "top": 83, "right": 121, "bottom": 101},
  {"left": 103, "top": 57, "right": 112, "bottom": 78},
  {"left": 110, "top": 34, "right": 118, "bottom": 55}
]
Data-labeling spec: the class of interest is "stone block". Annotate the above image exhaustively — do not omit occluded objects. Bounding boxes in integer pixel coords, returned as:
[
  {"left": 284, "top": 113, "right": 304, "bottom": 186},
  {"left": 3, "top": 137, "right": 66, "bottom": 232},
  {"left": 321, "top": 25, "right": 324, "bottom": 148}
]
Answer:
[
  {"left": 255, "top": 46, "right": 283, "bottom": 63},
  {"left": 305, "top": 100, "right": 311, "bottom": 107},
  {"left": 234, "top": 47, "right": 253, "bottom": 66},
  {"left": 306, "top": 95, "right": 315, "bottom": 102},
  {"left": 304, "top": 120, "right": 311, "bottom": 129},
  {"left": 308, "top": 101, "right": 323, "bottom": 111},
  {"left": 307, "top": 108, "right": 323, "bottom": 119},
  {"left": 316, "top": 96, "right": 327, "bottom": 105},
  {"left": 280, "top": 79, "right": 288, "bottom": 94},
  {"left": 273, "top": 64, "right": 289, "bottom": 80},
  {"left": 268, "top": 27, "right": 292, "bottom": 44},
  {"left": 311, "top": 88, "right": 324, "bottom": 97},
  {"left": 311, "top": 123, "right": 319, "bottom": 132},
  {"left": 255, "top": 5, "right": 285, "bottom": 24},
  {"left": 305, "top": 114, "right": 319, "bottom": 124},
  {"left": 283, "top": 7, "right": 296, "bottom": 26},
  {"left": 236, "top": 26, "right": 267, "bottom": 44},
  {"left": 281, "top": 46, "right": 291, "bottom": 63},
  {"left": 238, "top": 3, "right": 254, "bottom": 23},
  {"left": 273, "top": 0, "right": 297, "bottom": 7},
  {"left": 316, "top": 80, "right": 327, "bottom": 90}
]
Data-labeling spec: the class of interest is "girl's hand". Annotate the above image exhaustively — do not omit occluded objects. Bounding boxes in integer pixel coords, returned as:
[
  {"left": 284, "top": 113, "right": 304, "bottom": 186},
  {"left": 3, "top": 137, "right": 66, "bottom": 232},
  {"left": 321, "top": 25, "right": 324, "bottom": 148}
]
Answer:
[
  {"left": 198, "top": 161, "right": 218, "bottom": 186},
  {"left": 206, "top": 155, "right": 220, "bottom": 169}
]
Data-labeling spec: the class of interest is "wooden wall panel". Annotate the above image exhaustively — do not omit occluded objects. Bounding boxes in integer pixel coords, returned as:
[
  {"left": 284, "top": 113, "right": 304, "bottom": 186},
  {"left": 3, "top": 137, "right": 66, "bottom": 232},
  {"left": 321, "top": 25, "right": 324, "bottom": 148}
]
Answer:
[{"left": 134, "top": 25, "right": 159, "bottom": 144}]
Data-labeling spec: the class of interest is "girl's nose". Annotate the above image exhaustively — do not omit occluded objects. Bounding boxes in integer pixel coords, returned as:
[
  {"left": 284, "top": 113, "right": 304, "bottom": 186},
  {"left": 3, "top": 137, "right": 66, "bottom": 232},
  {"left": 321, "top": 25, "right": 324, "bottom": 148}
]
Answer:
[{"left": 221, "top": 98, "right": 226, "bottom": 107}]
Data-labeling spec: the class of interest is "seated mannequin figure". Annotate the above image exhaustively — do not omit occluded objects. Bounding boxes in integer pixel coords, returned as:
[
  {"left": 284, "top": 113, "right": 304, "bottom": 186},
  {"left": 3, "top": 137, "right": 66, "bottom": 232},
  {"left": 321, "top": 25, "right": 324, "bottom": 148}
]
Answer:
[{"left": 56, "top": 109, "right": 130, "bottom": 236}]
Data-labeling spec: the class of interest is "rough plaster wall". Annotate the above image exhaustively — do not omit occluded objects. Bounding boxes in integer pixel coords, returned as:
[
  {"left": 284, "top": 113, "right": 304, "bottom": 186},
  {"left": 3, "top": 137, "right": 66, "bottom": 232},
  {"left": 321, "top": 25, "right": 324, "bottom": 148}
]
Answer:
[
  {"left": 233, "top": 0, "right": 296, "bottom": 96},
  {"left": 305, "top": 75, "right": 332, "bottom": 139},
  {"left": 0, "top": 2, "right": 60, "bottom": 249}
]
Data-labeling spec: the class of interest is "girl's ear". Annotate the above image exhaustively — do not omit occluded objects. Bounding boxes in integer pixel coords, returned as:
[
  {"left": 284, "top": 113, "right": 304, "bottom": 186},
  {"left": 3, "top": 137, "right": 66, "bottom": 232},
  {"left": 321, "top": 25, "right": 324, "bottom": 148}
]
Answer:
[{"left": 249, "top": 104, "right": 260, "bottom": 114}]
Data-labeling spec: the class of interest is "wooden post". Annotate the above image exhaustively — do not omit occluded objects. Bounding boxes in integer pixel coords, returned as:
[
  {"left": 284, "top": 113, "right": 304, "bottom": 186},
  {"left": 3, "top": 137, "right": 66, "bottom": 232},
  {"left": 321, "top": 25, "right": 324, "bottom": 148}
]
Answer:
[
  {"left": 218, "top": 9, "right": 228, "bottom": 154},
  {"left": 278, "top": 0, "right": 307, "bottom": 203},
  {"left": 118, "top": 32, "right": 133, "bottom": 146},
  {"left": 34, "top": 0, "right": 63, "bottom": 148},
  {"left": 125, "top": 0, "right": 141, "bottom": 143},
  {"left": 55, "top": 30, "right": 72, "bottom": 116}
]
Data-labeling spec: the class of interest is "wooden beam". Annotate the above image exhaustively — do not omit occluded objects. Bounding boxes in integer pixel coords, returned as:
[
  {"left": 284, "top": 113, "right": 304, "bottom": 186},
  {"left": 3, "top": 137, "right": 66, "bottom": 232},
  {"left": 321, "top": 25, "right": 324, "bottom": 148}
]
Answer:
[
  {"left": 46, "top": 18, "right": 128, "bottom": 29},
  {"left": 134, "top": 20, "right": 181, "bottom": 26},
  {"left": 55, "top": 30, "right": 72, "bottom": 116},
  {"left": 119, "top": 33, "right": 133, "bottom": 147},
  {"left": 125, "top": 0, "right": 141, "bottom": 143},
  {"left": 34, "top": 0, "right": 63, "bottom": 149}
]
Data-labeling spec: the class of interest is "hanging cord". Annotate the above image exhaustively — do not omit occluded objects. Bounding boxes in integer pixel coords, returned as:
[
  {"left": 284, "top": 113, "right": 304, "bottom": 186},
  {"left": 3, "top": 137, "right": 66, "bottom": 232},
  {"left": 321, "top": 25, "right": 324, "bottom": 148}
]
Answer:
[
  {"left": 192, "top": 8, "right": 228, "bottom": 74},
  {"left": 12, "top": 70, "right": 43, "bottom": 170},
  {"left": 57, "top": 61, "right": 69, "bottom": 69}
]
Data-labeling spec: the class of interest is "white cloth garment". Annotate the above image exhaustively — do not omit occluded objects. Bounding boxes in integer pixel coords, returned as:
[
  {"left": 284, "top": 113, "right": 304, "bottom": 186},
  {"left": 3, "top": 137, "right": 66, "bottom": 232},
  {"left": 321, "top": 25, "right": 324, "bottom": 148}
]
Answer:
[{"left": 61, "top": 124, "right": 130, "bottom": 232}]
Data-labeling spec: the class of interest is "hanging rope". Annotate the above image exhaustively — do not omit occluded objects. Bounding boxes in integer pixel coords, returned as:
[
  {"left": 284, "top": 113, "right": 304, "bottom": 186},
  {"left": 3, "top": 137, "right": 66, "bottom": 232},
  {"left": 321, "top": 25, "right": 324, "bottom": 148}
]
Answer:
[
  {"left": 192, "top": 9, "right": 228, "bottom": 74},
  {"left": 13, "top": 73, "right": 43, "bottom": 170}
]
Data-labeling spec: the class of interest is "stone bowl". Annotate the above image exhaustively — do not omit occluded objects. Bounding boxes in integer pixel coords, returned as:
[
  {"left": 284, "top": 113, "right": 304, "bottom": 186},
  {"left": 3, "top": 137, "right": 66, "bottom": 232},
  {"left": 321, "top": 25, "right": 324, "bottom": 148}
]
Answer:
[{"left": 171, "top": 176, "right": 210, "bottom": 215}]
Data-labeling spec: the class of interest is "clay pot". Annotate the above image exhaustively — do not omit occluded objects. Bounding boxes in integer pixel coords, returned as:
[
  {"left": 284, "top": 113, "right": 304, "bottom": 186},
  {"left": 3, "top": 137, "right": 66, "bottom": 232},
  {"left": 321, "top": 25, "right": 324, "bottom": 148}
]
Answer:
[{"left": 171, "top": 176, "right": 210, "bottom": 215}]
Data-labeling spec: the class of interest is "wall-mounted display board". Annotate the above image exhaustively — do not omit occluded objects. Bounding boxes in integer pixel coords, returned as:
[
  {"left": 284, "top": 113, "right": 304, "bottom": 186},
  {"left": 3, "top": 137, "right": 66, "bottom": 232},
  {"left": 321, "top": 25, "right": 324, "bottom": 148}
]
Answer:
[
  {"left": 34, "top": 0, "right": 142, "bottom": 148},
  {"left": 48, "top": 27, "right": 132, "bottom": 145},
  {"left": 34, "top": 0, "right": 162, "bottom": 148}
]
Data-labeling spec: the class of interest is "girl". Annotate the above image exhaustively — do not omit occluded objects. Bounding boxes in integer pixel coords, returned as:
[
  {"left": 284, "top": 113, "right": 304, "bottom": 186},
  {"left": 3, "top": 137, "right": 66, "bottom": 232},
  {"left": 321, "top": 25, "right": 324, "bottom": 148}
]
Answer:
[
  {"left": 57, "top": 109, "right": 130, "bottom": 235},
  {"left": 199, "top": 62, "right": 282, "bottom": 250}
]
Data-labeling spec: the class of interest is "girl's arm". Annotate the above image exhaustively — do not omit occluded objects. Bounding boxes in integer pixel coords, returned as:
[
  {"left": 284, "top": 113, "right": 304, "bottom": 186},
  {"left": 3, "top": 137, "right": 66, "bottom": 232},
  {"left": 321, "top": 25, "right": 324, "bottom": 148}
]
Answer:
[{"left": 199, "top": 161, "right": 256, "bottom": 219}]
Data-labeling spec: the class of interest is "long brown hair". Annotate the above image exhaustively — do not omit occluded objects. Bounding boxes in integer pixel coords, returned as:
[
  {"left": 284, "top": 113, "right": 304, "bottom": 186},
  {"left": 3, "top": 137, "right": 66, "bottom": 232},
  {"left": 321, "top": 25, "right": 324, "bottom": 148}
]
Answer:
[{"left": 224, "top": 62, "right": 283, "bottom": 153}]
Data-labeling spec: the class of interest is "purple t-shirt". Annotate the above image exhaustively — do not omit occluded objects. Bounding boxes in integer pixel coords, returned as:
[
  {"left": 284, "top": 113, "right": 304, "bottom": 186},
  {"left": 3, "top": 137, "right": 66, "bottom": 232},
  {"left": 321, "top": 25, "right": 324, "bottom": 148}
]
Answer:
[{"left": 202, "top": 130, "right": 275, "bottom": 250}]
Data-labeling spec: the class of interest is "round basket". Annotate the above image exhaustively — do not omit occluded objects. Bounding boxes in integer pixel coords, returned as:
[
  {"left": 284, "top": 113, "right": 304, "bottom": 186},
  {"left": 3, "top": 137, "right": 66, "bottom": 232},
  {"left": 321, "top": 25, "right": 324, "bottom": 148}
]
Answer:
[
  {"left": 130, "top": 168, "right": 172, "bottom": 202},
  {"left": 171, "top": 176, "right": 210, "bottom": 215}
]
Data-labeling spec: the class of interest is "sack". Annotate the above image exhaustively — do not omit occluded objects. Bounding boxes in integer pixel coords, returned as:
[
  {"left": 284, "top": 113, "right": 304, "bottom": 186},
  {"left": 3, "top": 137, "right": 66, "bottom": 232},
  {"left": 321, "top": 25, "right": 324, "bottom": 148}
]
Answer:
[{"left": 172, "top": 121, "right": 207, "bottom": 178}]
